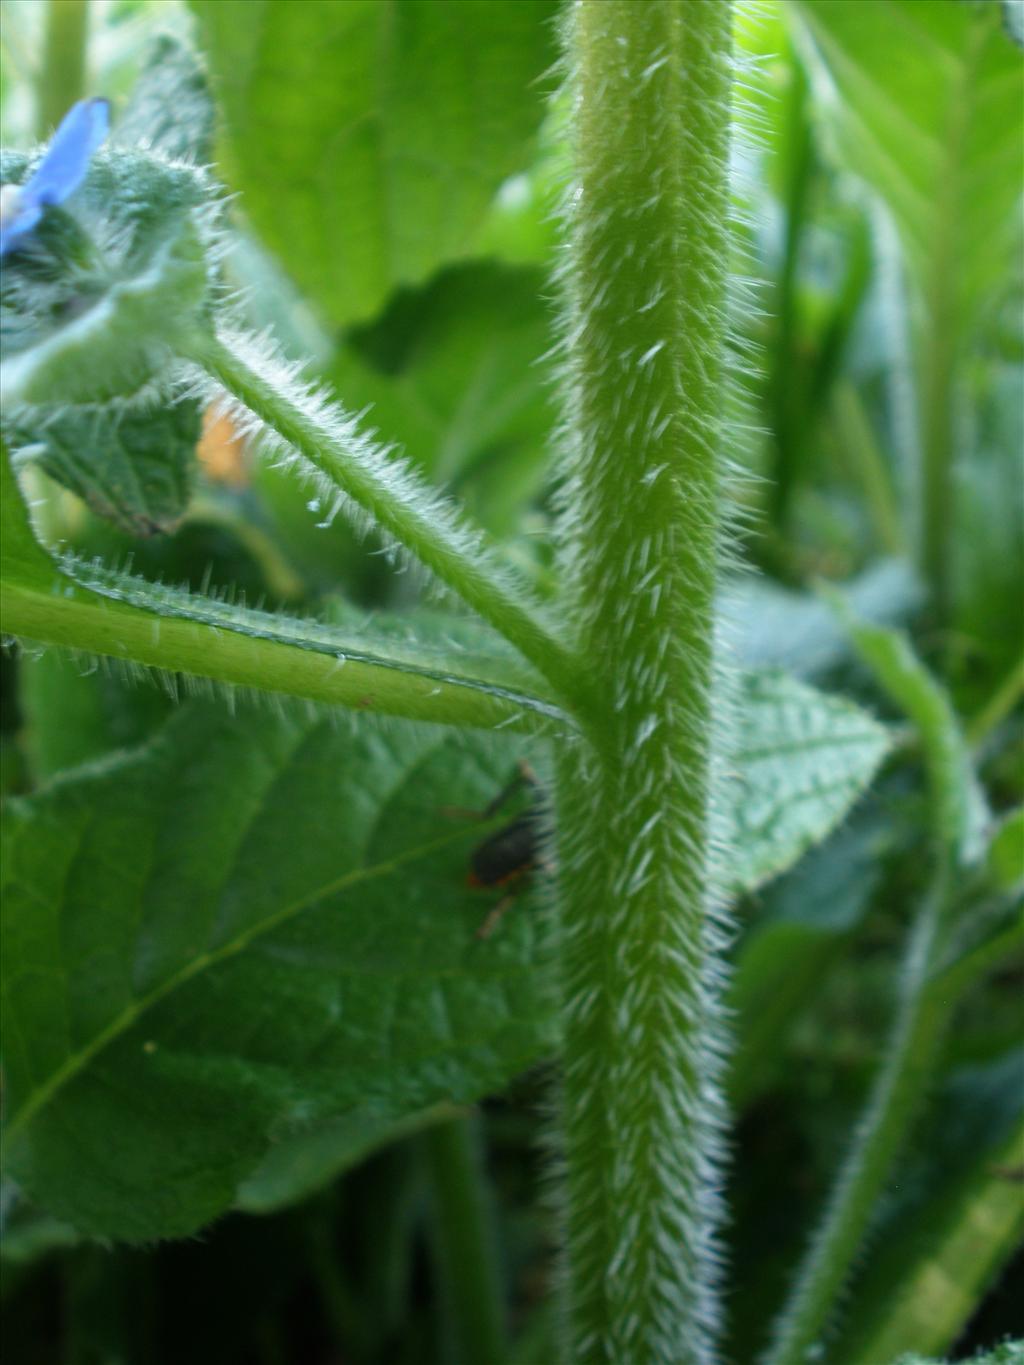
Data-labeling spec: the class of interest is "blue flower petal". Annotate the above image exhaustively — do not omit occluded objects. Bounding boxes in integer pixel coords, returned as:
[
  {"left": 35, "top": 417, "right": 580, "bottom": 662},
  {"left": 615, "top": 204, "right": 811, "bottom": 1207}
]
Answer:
[
  {"left": 27, "top": 98, "right": 110, "bottom": 207},
  {"left": 0, "top": 97, "right": 109, "bottom": 258}
]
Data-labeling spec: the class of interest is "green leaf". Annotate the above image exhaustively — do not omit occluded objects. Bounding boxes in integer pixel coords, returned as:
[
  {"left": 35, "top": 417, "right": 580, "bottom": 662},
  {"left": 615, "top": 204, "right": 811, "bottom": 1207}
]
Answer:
[
  {"left": 112, "top": 34, "right": 216, "bottom": 164},
  {"left": 188, "top": 0, "right": 559, "bottom": 326},
  {"left": 332, "top": 262, "right": 555, "bottom": 535},
  {"left": 833, "top": 1050, "right": 1024, "bottom": 1365},
  {"left": 234, "top": 1103, "right": 457, "bottom": 1215},
  {"left": 724, "top": 670, "right": 893, "bottom": 895},
  {"left": 0, "top": 439, "right": 59, "bottom": 589},
  {"left": 0, "top": 663, "right": 893, "bottom": 1237},
  {"left": 0, "top": 1182, "right": 80, "bottom": 1272},
  {"left": 18, "top": 650, "right": 173, "bottom": 784},
  {"left": 472, "top": 114, "right": 564, "bottom": 269},
  {"left": 1, "top": 703, "right": 555, "bottom": 1240},
  {"left": 789, "top": 0, "right": 1024, "bottom": 334},
  {"left": 7, "top": 390, "right": 199, "bottom": 536},
  {"left": 789, "top": 0, "right": 1024, "bottom": 613}
]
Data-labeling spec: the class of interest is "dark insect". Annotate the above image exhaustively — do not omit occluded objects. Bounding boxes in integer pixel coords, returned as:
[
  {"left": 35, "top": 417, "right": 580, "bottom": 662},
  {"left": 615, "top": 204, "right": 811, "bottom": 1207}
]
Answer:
[
  {"left": 468, "top": 809, "right": 540, "bottom": 889},
  {"left": 455, "top": 761, "right": 545, "bottom": 939}
]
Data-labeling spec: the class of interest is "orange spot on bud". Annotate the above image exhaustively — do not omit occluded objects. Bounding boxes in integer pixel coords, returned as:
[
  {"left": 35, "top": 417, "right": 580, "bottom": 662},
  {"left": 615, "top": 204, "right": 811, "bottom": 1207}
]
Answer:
[{"left": 197, "top": 408, "right": 248, "bottom": 488}]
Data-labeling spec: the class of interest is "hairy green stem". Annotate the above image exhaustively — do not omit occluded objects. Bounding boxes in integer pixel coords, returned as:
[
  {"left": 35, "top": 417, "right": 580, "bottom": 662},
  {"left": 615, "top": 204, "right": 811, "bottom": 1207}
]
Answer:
[
  {"left": 553, "top": 3, "right": 733, "bottom": 1361},
  {"left": 193, "top": 334, "right": 583, "bottom": 707},
  {"left": 765, "top": 614, "right": 985, "bottom": 1362},
  {"left": 1, "top": 447, "right": 562, "bottom": 733},
  {"left": 2, "top": 578, "right": 555, "bottom": 733},
  {"left": 423, "top": 1116, "right": 507, "bottom": 1365},
  {"left": 763, "top": 886, "right": 954, "bottom": 1365},
  {"left": 37, "top": 0, "right": 89, "bottom": 138}
]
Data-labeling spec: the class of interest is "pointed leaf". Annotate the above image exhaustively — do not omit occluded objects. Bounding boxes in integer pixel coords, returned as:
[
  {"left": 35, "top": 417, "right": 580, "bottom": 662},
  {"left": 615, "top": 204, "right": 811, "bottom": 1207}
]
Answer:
[
  {"left": 1, "top": 705, "right": 554, "bottom": 1240},
  {"left": 113, "top": 35, "right": 216, "bottom": 164},
  {"left": 0, "top": 439, "right": 59, "bottom": 588},
  {"left": 1, "top": 664, "right": 894, "bottom": 1234},
  {"left": 724, "top": 670, "right": 892, "bottom": 894},
  {"left": 7, "top": 389, "right": 200, "bottom": 535}
]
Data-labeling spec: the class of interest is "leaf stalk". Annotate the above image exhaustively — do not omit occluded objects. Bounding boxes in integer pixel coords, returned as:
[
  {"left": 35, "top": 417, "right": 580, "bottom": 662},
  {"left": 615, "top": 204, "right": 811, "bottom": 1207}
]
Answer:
[{"left": 191, "top": 333, "right": 586, "bottom": 710}]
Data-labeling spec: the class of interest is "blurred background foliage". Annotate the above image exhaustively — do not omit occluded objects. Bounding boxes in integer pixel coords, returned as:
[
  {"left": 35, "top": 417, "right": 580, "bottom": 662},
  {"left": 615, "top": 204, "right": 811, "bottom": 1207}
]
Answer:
[{"left": 0, "top": 1, "right": 1021, "bottom": 1362}]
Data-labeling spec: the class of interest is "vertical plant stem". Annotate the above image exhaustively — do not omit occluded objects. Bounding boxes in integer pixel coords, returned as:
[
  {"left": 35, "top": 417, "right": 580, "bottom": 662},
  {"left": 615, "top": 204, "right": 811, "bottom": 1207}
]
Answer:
[
  {"left": 554, "top": 3, "right": 733, "bottom": 1362},
  {"left": 37, "top": 0, "right": 89, "bottom": 138},
  {"left": 762, "top": 886, "right": 954, "bottom": 1365},
  {"left": 765, "top": 614, "right": 980, "bottom": 1364},
  {"left": 832, "top": 382, "right": 906, "bottom": 558},
  {"left": 423, "top": 1115, "right": 507, "bottom": 1365}
]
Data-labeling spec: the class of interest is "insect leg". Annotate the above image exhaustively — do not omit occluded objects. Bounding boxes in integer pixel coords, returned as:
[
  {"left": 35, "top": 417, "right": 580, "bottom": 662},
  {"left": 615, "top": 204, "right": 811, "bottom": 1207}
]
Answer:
[
  {"left": 475, "top": 893, "right": 518, "bottom": 941},
  {"left": 480, "top": 760, "right": 540, "bottom": 818}
]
